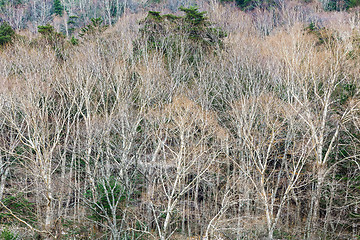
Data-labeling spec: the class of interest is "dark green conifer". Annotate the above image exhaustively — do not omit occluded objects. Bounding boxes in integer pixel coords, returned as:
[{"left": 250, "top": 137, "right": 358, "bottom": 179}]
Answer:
[
  {"left": 37, "top": 24, "right": 65, "bottom": 50},
  {"left": 179, "top": 6, "right": 207, "bottom": 26},
  {"left": 0, "top": 22, "right": 15, "bottom": 46},
  {"left": 348, "top": 0, "right": 360, "bottom": 8},
  {"left": 79, "top": 18, "right": 107, "bottom": 37},
  {"left": 53, "top": 0, "right": 64, "bottom": 16}
]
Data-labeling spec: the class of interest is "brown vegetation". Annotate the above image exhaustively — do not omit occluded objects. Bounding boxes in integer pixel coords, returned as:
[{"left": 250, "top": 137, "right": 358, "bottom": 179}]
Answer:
[{"left": 0, "top": 1, "right": 359, "bottom": 239}]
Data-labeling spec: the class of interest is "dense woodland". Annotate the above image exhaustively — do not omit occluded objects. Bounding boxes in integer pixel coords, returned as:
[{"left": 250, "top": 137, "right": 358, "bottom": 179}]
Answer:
[{"left": 0, "top": 0, "right": 360, "bottom": 239}]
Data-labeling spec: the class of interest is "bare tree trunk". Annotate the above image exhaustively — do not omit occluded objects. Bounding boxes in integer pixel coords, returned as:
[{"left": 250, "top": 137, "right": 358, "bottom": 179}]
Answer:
[
  {"left": 0, "top": 159, "right": 8, "bottom": 201},
  {"left": 312, "top": 165, "right": 326, "bottom": 234},
  {"left": 44, "top": 171, "right": 53, "bottom": 238}
]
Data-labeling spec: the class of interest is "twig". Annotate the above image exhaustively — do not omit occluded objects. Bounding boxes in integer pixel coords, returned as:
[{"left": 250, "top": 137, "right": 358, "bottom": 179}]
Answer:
[{"left": 0, "top": 201, "right": 54, "bottom": 238}]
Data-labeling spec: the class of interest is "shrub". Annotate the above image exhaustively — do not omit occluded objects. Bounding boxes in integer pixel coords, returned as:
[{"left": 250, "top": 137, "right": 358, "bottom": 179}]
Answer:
[
  {"left": 0, "top": 228, "right": 18, "bottom": 240},
  {"left": 305, "top": 22, "right": 337, "bottom": 46},
  {"left": 86, "top": 177, "right": 127, "bottom": 222},
  {"left": 0, "top": 22, "right": 15, "bottom": 46}
]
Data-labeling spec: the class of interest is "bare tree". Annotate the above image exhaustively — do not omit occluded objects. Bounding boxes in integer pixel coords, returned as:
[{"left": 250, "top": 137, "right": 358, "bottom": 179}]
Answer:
[
  {"left": 144, "top": 95, "right": 225, "bottom": 240},
  {"left": 230, "top": 93, "right": 311, "bottom": 239}
]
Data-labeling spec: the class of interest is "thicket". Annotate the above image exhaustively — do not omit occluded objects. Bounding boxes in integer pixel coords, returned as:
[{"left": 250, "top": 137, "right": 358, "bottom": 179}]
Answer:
[
  {"left": 0, "top": 1, "right": 359, "bottom": 240},
  {"left": 219, "top": 0, "right": 360, "bottom": 10}
]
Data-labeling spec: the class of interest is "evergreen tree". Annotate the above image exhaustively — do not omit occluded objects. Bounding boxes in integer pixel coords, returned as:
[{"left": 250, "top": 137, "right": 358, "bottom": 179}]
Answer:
[
  {"left": 0, "top": 22, "right": 15, "bottom": 46},
  {"left": 235, "top": 0, "right": 253, "bottom": 9},
  {"left": 37, "top": 24, "right": 65, "bottom": 52},
  {"left": 79, "top": 18, "right": 107, "bottom": 37},
  {"left": 347, "top": 0, "right": 360, "bottom": 8},
  {"left": 138, "top": 7, "right": 226, "bottom": 50},
  {"left": 53, "top": 0, "right": 63, "bottom": 16},
  {"left": 219, "top": 0, "right": 275, "bottom": 10},
  {"left": 179, "top": 6, "right": 208, "bottom": 26},
  {"left": 67, "top": 15, "right": 78, "bottom": 36}
]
